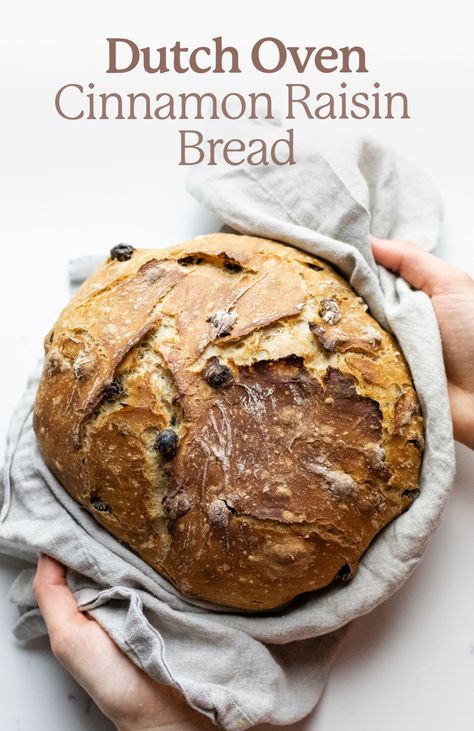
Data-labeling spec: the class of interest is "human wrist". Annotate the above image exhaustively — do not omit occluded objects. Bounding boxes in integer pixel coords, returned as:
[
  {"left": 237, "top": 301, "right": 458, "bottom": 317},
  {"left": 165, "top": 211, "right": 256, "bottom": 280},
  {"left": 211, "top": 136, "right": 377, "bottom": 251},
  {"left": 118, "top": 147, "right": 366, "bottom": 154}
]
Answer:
[
  {"left": 116, "top": 725, "right": 190, "bottom": 731},
  {"left": 113, "top": 690, "right": 216, "bottom": 731},
  {"left": 116, "top": 719, "right": 214, "bottom": 731}
]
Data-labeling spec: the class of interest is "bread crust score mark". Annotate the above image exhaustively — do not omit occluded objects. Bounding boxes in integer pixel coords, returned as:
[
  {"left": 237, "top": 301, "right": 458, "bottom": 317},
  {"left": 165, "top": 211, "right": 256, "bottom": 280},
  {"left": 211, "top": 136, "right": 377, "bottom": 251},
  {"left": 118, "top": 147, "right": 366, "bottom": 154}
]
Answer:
[{"left": 33, "top": 234, "right": 424, "bottom": 611}]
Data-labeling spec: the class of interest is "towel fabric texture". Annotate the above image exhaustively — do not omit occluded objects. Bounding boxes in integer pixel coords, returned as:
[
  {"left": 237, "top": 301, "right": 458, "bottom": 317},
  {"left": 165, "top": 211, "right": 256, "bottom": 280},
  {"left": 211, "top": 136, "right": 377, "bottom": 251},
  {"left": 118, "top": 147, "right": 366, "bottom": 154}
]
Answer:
[{"left": 0, "top": 131, "right": 455, "bottom": 730}]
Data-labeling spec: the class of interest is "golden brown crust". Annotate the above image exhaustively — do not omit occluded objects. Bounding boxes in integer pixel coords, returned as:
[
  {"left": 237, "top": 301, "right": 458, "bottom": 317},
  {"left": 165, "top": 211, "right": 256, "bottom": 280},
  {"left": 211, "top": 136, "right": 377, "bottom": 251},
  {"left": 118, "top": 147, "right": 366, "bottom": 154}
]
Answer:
[{"left": 33, "top": 234, "right": 424, "bottom": 610}]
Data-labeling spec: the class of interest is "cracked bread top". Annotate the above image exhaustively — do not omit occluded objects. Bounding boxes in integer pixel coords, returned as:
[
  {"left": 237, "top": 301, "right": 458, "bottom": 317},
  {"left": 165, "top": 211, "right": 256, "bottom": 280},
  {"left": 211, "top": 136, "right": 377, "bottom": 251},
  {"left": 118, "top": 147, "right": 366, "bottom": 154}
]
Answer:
[{"left": 33, "top": 233, "right": 424, "bottom": 611}]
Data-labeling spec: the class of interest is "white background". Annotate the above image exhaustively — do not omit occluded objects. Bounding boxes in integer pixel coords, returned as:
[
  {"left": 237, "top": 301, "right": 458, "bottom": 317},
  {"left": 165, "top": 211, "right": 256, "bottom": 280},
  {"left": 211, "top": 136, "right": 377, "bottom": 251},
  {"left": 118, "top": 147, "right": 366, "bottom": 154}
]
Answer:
[{"left": 1, "top": 1, "right": 473, "bottom": 730}]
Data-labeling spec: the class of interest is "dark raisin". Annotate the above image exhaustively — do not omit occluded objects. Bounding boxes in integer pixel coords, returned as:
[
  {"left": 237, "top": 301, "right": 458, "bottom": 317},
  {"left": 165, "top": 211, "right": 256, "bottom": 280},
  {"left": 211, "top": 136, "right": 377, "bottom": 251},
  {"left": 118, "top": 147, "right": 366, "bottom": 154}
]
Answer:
[
  {"left": 307, "top": 262, "right": 324, "bottom": 271},
  {"left": 402, "top": 488, "right": 420, "bottom": 499},
  {"left": 408, "top": 438, "right": 422, "bottom": 449},
  {"left": 177, "top": 255, "right": 204, "bottom": 266},
  {"left": 336, "top": 563, "right": 352, "bottom": 581},
  {"left": 203, "top": 358, "right": 233, "bottom": 388},
  {"left": 154, "top": 429, "right": 179, "bottom": 461},
  {"left": 90, "top": 496, "right": 111, "bottom": 512},
  {"left": 170, "top": 415, "right": 177, "bottom": 426},
  {"left": 224, "top": 260, "right": 242, "bottom": 272},
  {"left": 101, "top": 380, "right": 125, "bottom": 402},
  {"left": 110, "top": 243, "right": 135, "bottom": 262}
]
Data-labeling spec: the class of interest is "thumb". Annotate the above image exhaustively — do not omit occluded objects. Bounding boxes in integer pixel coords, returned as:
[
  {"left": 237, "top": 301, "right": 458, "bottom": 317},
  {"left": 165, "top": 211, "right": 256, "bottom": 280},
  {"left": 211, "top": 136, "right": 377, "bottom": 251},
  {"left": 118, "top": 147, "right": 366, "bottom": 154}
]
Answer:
[
  {"left": 32, "top": 553, "right": 89, "bottom": 638},
  {"left": 370, "top": 237, "right": 471, "bottom": 297}
]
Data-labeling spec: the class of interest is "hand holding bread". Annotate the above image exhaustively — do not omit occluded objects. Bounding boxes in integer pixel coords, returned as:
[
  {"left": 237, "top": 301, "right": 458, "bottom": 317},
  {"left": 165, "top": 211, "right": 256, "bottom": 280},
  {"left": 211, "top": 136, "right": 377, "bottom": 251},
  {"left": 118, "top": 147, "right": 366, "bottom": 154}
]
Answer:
[
  {"left": 372, "top": 237, "right": 474, "bottom": 450},
  {"left": 33, "top": 553, "right": 213, "bottom": 731}
]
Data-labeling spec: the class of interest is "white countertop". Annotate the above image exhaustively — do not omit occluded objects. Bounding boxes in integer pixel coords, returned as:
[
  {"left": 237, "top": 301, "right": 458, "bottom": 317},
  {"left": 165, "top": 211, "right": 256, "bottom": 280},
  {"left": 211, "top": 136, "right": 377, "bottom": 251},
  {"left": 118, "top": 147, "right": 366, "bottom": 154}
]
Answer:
[{"left": 1, "top": 1, "right": 473, "bottom": 729}]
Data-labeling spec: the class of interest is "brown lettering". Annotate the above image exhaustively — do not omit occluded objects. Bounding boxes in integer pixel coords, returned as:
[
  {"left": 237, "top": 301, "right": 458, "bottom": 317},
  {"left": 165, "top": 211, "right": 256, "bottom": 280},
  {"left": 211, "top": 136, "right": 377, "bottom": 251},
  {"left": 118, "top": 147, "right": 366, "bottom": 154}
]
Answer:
[{"left": 107, "top": 38, "right": 140, "bottom": 73}]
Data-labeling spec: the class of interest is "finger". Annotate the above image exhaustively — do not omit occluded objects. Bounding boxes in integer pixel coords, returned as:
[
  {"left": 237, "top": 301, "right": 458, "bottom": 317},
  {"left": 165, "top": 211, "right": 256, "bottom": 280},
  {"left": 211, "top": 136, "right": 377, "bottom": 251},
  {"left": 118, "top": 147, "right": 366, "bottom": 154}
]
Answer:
[
  {"left": 371, "top": 237, "right": 470, "bottom": 296},
  {"left": 448, "top": 383, "right": 474, "bottom": 451},
  {"left": 33, "top": 554, "right": 89, "bottom": 639}
]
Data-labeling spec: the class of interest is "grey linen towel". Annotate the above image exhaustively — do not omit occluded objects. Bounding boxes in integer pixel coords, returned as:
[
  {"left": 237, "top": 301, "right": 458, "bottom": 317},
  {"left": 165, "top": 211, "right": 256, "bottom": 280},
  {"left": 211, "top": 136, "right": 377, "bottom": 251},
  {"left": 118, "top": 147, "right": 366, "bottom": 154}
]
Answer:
[{"left": 0, "top": 131, "right": 455, "bottom": 730}]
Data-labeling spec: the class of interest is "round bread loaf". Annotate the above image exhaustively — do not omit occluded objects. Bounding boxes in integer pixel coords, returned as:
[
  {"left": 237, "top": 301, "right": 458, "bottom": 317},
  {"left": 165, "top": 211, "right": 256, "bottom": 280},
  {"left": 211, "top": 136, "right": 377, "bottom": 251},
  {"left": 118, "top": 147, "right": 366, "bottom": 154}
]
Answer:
[{"left": 33, "top": 234, "right": 424, "bottom": 611}]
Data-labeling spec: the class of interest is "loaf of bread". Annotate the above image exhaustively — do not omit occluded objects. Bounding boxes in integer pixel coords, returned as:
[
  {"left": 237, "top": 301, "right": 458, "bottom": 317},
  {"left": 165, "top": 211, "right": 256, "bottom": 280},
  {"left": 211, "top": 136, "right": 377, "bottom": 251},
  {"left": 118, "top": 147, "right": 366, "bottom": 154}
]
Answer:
[{"left": 33, "top": 234, "right": 424, "bottom": 611}]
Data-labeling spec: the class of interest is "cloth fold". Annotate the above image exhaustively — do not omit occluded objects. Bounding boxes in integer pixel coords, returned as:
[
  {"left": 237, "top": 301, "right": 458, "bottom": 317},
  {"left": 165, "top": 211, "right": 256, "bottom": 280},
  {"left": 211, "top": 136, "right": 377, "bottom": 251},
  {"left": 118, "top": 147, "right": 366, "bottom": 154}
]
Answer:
[{"left": 0, "top": 128, "right": 455, "bottom": 730}]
